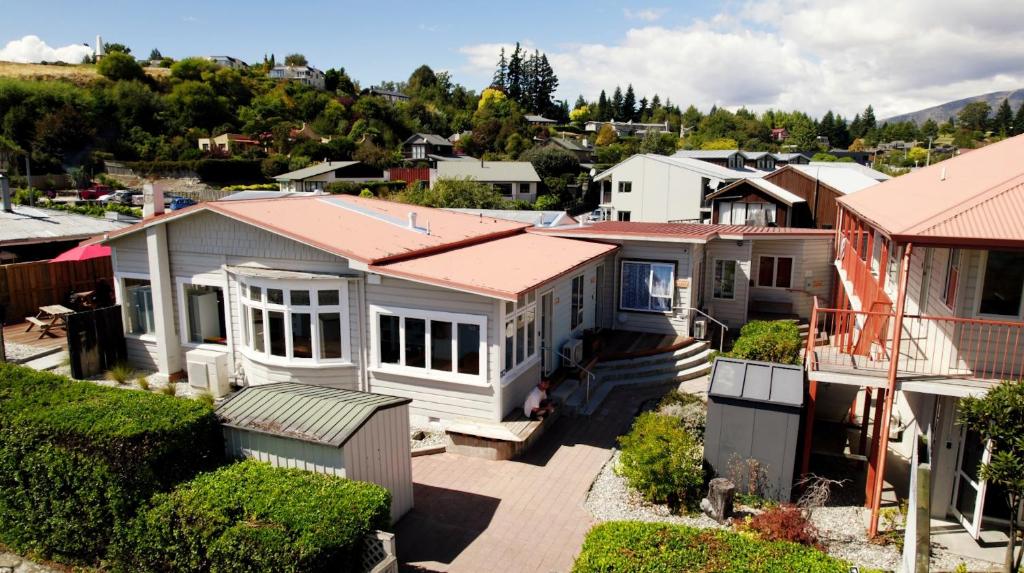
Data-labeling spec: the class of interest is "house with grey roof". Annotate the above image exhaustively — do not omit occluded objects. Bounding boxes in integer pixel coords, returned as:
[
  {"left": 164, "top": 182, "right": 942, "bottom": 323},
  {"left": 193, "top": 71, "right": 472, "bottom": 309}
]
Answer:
[
  {"left": 434, "top": 161, "right": 541, "bottom": 203},
  {"left": 366, "top": 86, "right": 410, "bottom": 104},
  {"left": 403, "top": 133, "right": 456, "bottom": 165},
  {"left": 268, "top": 65, "right": 325, "bottom": 90},
  {"left": 674, "top": 149, "right": 781, "bottom": 171},
  {"left": 524, "top": 114, "right": 557, "bottom": 125},
  {"left": 543, "top": 137, "right": 593, "bottom": 163},
  {"left": 274, "top": 161, "right": 385, "bottom": 192},
  {"left": 584, "top": 120, "right": 670, "bottom": 137}
]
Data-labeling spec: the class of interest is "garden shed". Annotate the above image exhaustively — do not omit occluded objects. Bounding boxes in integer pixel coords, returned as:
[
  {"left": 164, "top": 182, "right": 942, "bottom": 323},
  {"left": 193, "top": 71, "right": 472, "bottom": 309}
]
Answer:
[
  {"left": 216, "top": 382, "right": 414, "bottom": 522},
  {"left": 703, "top": 357, "right": 804, "bottom": 501}
]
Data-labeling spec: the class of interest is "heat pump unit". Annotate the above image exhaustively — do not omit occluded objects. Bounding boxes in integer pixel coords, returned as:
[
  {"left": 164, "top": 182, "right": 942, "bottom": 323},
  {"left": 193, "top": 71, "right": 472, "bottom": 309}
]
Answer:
[
  {"left": 693, "top": 319, "right": 708, "bottom": 340},
  {"left": 185, "top": 348, "right": 230, "bottom": 398},
  {"left": 562, "top": 338, "right": 584, "bottom": 366}
]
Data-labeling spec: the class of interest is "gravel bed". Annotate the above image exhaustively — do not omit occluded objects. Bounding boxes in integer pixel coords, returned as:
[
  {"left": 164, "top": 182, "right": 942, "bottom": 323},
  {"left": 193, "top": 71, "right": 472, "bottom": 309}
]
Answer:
[
  {"left": 411, "top": 426, "right": 446, "bottom": 450},
  {"left": 3, "top": 342, "right": 52, "bottom": 363}
]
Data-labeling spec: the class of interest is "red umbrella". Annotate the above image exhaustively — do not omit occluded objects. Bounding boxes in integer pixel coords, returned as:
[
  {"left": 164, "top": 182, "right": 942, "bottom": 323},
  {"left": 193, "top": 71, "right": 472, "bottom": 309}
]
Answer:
[{"left": 50, "top": 244, "right": 111, "bottom": 263}]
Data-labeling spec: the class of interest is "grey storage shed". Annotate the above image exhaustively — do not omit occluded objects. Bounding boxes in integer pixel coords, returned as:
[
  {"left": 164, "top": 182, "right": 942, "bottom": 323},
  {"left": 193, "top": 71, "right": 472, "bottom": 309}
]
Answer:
[
  {"left": 703, "top": 358, "right": 805, "bottom": 502},
  {"left": 216, "top": 382, "right": 414, "bottom": 522}
]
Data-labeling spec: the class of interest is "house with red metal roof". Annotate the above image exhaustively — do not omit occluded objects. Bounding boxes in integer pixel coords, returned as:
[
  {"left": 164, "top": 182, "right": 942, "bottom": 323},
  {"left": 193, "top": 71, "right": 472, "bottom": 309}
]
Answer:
[{"left": 801, "top": 134, "right": 1024, "bottom": 545}]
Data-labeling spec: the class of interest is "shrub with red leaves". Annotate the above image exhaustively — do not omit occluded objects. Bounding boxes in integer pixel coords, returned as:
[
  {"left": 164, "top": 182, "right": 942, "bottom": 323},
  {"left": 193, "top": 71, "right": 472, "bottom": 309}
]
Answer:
[{"left": 743, "top": 504, "right": 823, "bottom": 549}]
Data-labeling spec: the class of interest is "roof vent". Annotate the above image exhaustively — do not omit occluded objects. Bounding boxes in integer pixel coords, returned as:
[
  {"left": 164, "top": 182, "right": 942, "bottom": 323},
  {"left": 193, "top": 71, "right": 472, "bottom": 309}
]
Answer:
[
  {"left": 940, "top": 166, "right": 946, "bottom": 181},
  {"left": 408, "top": 211, "right": 417, "bottom": 229}
]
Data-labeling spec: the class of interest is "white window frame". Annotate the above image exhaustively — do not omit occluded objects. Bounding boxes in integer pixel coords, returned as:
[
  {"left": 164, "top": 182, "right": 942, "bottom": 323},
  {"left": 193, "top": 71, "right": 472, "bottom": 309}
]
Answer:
[
  {"left": 411, "top": 144, "right": 426, "bottom": 160},
  {"left": 501, "top": 291, "right": 540, "bottom": 381},
  {"left": 114, "top": 271, "right": 156, "bottom": 341},
  {"left": 570, "top": 274, "right": 585, "bottom": 331},
  {"left": 176, "top": 274, "right": 232, "bottom": 351},
  {"left": 712, "top": 259, "right": 738, "bottom": 300},
  {"left": 755, "top": 255, "right": 794, "bottom": 290},
  {"left": 617, "top": 181, "right": 632, "bottom": 193},
  {"left": 237, "top": 278, "right": 352, "bottom": 367},
  {"left": 619, "top": 260, "right": 675, "bottom": 314},
  {"left": 369, "top": 304, "right": 488, "bottom": 386},
  {"left": 974, "top": 250, "right": 1024, "bottom": 319}
]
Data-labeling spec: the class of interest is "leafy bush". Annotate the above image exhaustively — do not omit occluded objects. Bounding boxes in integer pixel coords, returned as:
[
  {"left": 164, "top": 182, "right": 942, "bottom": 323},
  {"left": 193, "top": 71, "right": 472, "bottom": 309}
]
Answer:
[
  {"left": 325, "top": 180, "right": 407, "bottom": 196},
  {"left": 111, "top": 460, "right": 391, "bottom": 573},
  {"left": 727, "top": 320, "right": 802, "bottom": 364},
  {"left": 123, "top": 159, "right": 264, "bottom": 184},
  {"left": 221, "top": 183, "right": 278, "bottom": 191},
  {"left": 657, "top": 390, "right": 707, "bottom": 436},
  {"left": 573, "top": 521, "right": 858, "bottom": 573},
  {"left": 0, "top": 364, "right": 221, "bottom": 565},
  {"left": 617, "top": 412, "right": 704, "bottom": 511},
  {"left": 740, "top": 504, "right": 822, "bottom": 549},
  {"left": 533, "top": 193, "right": 562, "bottom": 210}
]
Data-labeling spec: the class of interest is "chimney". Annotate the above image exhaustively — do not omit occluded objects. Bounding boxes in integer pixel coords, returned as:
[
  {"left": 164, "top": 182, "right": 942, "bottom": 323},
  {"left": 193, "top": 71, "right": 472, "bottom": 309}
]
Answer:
[
  {"left": 480, "top": 158, "right": 485, "bottom": 168},
  {"left": 0, "top": 171, "right": 11, "bottom": 213},
  {"left": 142, "top": 182, "right": 165, "bottom": 219},
  {"left": 95, "top": 35, "right": 104, "bottom": 57},
  {"left": 408, "top": 211, "right": 417, "bottom": 229}
]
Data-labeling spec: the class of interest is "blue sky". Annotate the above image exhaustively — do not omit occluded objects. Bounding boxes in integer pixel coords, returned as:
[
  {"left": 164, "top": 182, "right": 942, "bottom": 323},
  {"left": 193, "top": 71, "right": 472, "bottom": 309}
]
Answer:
[{"left": 3, "top": 1, "right": 1023, "bottom": 118}]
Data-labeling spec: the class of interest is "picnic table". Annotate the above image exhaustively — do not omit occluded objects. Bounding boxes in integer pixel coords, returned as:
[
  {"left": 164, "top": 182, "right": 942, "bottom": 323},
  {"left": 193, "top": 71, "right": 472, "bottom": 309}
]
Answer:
[{"left": 25, "top": 304, "right": 74, "bottom": 339}]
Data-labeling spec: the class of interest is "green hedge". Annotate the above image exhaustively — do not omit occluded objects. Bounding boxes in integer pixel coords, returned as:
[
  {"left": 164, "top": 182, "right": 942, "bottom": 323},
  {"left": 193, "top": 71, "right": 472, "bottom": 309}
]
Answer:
[
  {"left": 111, "top": 460, "right": 391, "bottom": 573},
  {"left": 727, "top": 320, "right": 803, "bottom": 364},
  {"left": 220, "top": 183, "right": 279, "bottom": 191},
  {"left": 0, "top": 364, "right": 221, "bottom": 565},
  {"left": 122, "top": 159, "right": 265, "bottom": 184},
  {"left": 573, "top": 522, "right": 859, "bottom": 573},
  {"left": 324, "top": 180, "right": 408, "bottom": 196}
]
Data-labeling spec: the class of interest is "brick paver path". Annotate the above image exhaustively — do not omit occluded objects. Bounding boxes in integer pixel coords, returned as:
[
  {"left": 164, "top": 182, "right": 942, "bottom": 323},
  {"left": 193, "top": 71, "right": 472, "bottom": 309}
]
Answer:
[{"left": 395, "top": 384, "right": 674, "bottom": 573}]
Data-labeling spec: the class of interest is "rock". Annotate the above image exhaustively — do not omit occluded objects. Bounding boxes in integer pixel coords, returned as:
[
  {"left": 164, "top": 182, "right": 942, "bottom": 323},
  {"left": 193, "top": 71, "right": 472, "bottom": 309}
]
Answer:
[
  {"left": 701, "top": 478, "right": 735, "bottom": 523},
  {"left": 411, "top": 430, "right": 426, "bottom": 441}
]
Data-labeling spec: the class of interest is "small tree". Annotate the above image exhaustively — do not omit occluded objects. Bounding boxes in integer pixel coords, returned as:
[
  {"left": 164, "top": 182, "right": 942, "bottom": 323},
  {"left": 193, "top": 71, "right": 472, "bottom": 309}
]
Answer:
[
  {"left": 97, "top": 51, "right": 146, "bottom": 82},
  {"left": 958, "top": 380, "right": 1024, "bottom": 573},
  {"left": 595, "top": 124, "right": 617, "bottom": 146},
  {"left": 284, "top": 53, "right": 308, "bottom": 67},
  {"left": 617, "top": 412, "right": 704, "bottom": 512}
]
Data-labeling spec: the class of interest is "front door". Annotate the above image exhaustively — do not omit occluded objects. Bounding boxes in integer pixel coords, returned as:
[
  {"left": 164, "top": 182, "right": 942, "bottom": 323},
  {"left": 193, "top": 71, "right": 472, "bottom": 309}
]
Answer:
[
  {"left": 540, "top": 291, "right": 554, "bottom": 376},
  {"left": 950, "top": 423, "right": 990, "bottom": 538}
]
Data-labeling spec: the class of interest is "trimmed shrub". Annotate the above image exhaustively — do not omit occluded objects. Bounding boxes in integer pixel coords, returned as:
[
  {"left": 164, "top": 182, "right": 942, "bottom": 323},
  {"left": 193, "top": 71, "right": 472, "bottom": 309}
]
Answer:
[
  {"left": 617, "top": 412, "right": 703, "bottom": 511},
  {"left": 0, "top": 364, "right": 221, "bottom": 565},
  {"left": 325, "top": 180, "right": 407, "bottom": 196},
  {"left": 741, "top": 504, "right": 822, "bottom": 549},
  {"left": 573, "top": 522, "right": 859, "bottom": 573},
  {"left": 727, "top": 320, "right": 802, "bottom": 364},
  {"left": 221, "top": 183, "right": 279, "bottom": 192},
  {"left": 657, "top": 390, "right": 707, "bottom": 437},
  {"left": 111, "top": 460, "right": 391, "bottom": 573}
]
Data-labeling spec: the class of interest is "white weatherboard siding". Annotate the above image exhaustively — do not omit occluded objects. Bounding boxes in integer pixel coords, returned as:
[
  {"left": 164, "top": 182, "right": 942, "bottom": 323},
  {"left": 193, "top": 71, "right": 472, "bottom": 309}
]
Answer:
[
  {"left": 343, "top": 404, "right": 413, "bottom": 523},
  {"left": 749, "top": 238, "right": 833, "bottom": 319},
  {"left": 605, "top": 156, "right": 707, "bottom": 222},
  {"left": 610, "top": 240, "right": 690, "bottom": 335},
  {"left": 703, "top": 240, "right": 752, "bottom": 328}
]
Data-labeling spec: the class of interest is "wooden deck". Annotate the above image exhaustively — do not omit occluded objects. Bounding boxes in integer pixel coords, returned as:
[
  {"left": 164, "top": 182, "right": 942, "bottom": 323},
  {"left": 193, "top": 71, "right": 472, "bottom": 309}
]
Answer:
[{"left": 3, "top": 320, "right": 67, "bottom": 352}]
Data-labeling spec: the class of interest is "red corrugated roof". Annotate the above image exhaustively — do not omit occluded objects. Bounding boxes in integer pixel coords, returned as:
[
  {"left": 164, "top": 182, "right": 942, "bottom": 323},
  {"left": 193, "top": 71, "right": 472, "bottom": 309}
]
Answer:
[{"left": 839, "top": 134, "right": 1024, "bottom": 245}]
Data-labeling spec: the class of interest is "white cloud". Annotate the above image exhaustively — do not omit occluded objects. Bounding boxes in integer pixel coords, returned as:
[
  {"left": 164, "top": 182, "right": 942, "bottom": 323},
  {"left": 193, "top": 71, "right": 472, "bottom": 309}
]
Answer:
[
  {"left": 623, "top": 8, "right": 668, "bottom": 22},
  {"left": 459, "top": 0, "right": 1024, "bottom": 118},
  {"left": 0, "top": 35, "right": 93, "bottom": 64}
]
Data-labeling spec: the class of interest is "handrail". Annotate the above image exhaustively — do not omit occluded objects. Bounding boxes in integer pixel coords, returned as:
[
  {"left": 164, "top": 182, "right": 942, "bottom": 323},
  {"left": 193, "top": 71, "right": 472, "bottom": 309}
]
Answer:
[
  {"left": 686, "top": 307, "right": 729, "bottom": 352},
  {"left": 541, "top": 345, "right": 598, "bottom": 406}
]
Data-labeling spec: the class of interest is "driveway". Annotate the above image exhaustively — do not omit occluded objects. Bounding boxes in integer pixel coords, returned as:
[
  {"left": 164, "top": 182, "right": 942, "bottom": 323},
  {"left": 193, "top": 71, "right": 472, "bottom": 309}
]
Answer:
[{"left": 395, "top": 384, "right": 673, "bottom": 573}]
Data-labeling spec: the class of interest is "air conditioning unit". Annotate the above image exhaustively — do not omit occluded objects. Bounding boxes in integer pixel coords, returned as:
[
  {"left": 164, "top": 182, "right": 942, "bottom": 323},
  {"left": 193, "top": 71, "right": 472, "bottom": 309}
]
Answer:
[
  {"left": 693, "top": 319, "right": 708, "bottom": 340},
  {"left": 185, "top": 348, "right": 230, "bottom": 398},
  {"left": 562, "top": 338, "right": 584, "bottom": 366}
]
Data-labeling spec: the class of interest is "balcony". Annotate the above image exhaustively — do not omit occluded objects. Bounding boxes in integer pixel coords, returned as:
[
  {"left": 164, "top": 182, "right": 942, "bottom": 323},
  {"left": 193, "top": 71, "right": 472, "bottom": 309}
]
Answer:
[
  {"left": 836, "top": 237, "right": 891, "bottom": 314},
  {"left": 806, "top": 303, "right": 1019, "bottom": 396}
]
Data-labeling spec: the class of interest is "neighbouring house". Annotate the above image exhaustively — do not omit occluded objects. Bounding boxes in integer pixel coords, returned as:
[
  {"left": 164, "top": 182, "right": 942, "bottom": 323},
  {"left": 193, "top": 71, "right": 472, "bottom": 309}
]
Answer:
[
  {"left": 593, "top": 154, "right": 764, "bottom": 224},
  {"left": 274, "top": 161, "right": 385, "bottom": 192},
  {"left": 533, "top": 222, "right": 835, "bottom": 332},
  {"left": 197, "top": 133, "right": 260, "bottom": 155},
  {"left": 544, "top": 137, "right": 594, "bottom": 163},
  {"left": 802, "top": 134, "right": 1024, "bottom": 545},
  {"left": 290, "top": 122, "right": 331, "bottom": 144},
  {"left": 94, "top": 194, "right": 619, "bottom": 430},
  {"left": 445, "top": 209, "right": 577, "bottom": 228},
  {"left": 674, "top": 149, "right": 780, "bottom": 172},
  {"left": 365, "top": 86, "right": 410, "bottom": 104},
  {"left": 739, "top": 151, "right": 778, "bottom": 171},
  {"left": 268, "top": 65, "right": 326, "bottom": 90},
  {"left": 205, "top": 55, "right": 247, "bottom": 70},
  {"left": 825, "top": 150, "right": 872, "bottom": 165},
  {"left": 770, "top": 127, "right": 789, "bottom": 142},
  {"left": 433, "top": 161, "right": 541, "bottom": 203},
  {"left": 403, "top": 133, "right": 456, "bottom": 164},
  {"left": 524, "top": 114, "right": 557, "bottom": 126},
  {"left": 584, "top": 120, "right": 670, "bottom": 137},
  {"left": 706, "top": 178, "right": 809, "bottom": 227},
  {"left": 772, "top": 152, "right": 811, "bottom": 166}
]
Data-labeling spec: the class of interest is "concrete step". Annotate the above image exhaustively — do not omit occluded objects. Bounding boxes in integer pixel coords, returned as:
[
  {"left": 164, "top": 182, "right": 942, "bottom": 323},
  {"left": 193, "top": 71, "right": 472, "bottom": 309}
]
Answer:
[
  {"left": 595, "top": 341, "right": 710, "bottom": 372},
  {"left": 573, "top": 361, "right": 712, "bottom": 416},
  {"left": 596, "top": 348, "right": 713, "bottom": 383}
]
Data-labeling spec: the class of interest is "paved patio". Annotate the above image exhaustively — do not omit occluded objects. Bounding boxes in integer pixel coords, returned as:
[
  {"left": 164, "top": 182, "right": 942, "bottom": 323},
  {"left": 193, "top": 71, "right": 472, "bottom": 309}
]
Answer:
[{"left": 395, "top": 384, "right": 675, "bottom": 573}]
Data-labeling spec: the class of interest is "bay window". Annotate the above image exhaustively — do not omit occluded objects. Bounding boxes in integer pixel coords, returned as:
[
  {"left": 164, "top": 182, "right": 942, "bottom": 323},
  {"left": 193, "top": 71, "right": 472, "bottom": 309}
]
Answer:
[
  {"left": 503, "top": 292, "right": 538, "bottom": 376},
  {"left": 713, "top": 260, "right": 737, "bottom": 299},
  {"left": 239, "top": 278, "right": 350, "bottom": 364},
  {"left": 123, "top": 277, "right": 155, "bottom": 335},
  {"left": 620, "top": 260, "right": 674, "bottom": 313},
  {"left": 371, "top": 306, "right": 486, "bottom": 384},
  {"left": 179, "top": 281, "right": 227, "bottom": 346}
]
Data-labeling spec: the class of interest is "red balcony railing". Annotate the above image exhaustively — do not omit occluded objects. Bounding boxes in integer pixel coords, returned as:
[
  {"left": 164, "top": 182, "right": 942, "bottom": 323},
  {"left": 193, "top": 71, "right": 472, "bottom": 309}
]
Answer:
[
  {"left": 838, "top": 238, "right": 892, "bottom": 314},
  {"left": 807, "top": 301, "right": 1024, "bottom": 382}
]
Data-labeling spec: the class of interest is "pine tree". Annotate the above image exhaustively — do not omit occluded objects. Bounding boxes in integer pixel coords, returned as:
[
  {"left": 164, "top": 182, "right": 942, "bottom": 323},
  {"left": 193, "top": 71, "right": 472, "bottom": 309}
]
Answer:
[
  {"left": 994, "top": 98, "right": 1014, "bottom": 135},
  {"left": 622, "top": 84, "right": 637, "bottom": 121},
  {"left": 921, "top": 118, "right": 939, "bottom": 140},
  {"left": 597, "top": 90, "right": 610, "bottom": 121},
  {"left": 523, "top": 50, "right": 538, "bottom": 109},
  {"left": 862, "top": 105, "right": 877, "bottom": 131},
  {"left": 573, "top": 95, "right": 587, "bottom": 110},
  {"left": 1014, "top": 101, "right": 1024, "bottom": 135},
  {"left": 507, "top": 43, "right": 524, "bottom": 101},
  {"left": 611, "top": 86, "right": 624, "bottom": 120},
  {"left": 650, "top": 94, "right": 661, "bottom": 110},
  {"left": 818, "top": 110, "right": 836, "bottom": 146},
  {"left": 533, "top": 53, "right": 558, "bottom": 115},
  {"left": 849, "top": 113, "right": 863, "bottom": 139},
  {"left": 492, "top": 48, "right": 508, "bottom": 90},
  {"left": 637, "top": 97, "right": 648, "bottom": 121}
]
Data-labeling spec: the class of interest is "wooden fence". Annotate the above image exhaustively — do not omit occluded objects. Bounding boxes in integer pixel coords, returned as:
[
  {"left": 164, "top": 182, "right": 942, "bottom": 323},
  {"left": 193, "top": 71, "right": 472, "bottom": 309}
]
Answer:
[
  {"left": 68, "top": 305, "right": 126, "bottom": 379},
  {"left": 0, "top": 257, "right": 113, "bottom": 325}
]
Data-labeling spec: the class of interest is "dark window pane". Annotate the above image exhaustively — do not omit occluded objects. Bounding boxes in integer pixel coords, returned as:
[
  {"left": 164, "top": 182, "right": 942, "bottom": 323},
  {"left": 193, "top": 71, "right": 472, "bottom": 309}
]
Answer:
[
  {"left": 379, "top": 315, "right": 400, "bottom": 364},
  {"left": 526, "top": 308, "right": 536, "bottom": 357},
  {"left": 458, "top": 323, "right": 480, "bottom": 375},
  {"left": 291, "top": 313, "right": 312, "bottom": 358},
  {"left": 516, "top": 314, "right": 525, "bottom": 364},
  {"left": 505, "top": 320, "right": 514, "bottom": 371},
  {"left": 268, "top": 310, "right": 286, "bottom": 356},
  {"left": 431, "top": 321, "right": 453, "bottom": 371},
  {"left": 267, "top": 288, "right": 284, "bottom": 304},
  {"left": 405, "top": 318, "right": 426, "bottom": 368},
  {"left": 776, "top": 257, "right": 793, "bottom": 289},
  {"left": 319, "top": 313, "right": 342, "bottom": 359},
  {"left": 979, "top": 251, "right": 1024, "bottom": 315},
  {"left": 290, "top": 290, "right": 310, "bottom": 305},
  {"left": 251, "top": 308, "right": 265, "bottom": 352},
  {"left": 318, "top": 290, "right": 340, "bottom": 305},
  {"left": 248, "top": 285, "right": 261, "bottom": 300},
  {"left": 758, "top": 256, "right": 775, "bottom": 287}
]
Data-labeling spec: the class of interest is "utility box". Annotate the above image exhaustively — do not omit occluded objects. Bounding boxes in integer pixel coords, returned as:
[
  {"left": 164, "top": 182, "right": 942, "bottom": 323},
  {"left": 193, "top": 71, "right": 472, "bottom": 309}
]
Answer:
[{"left": 703, "top": 357, "right": 804, "bottom": 502}]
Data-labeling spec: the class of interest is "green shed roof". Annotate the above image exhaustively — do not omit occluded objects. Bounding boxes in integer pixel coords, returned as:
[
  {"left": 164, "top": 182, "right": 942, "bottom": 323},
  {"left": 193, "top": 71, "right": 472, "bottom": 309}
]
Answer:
[{"left": 215, "top": 383, "right": 411, "bottom": 447}]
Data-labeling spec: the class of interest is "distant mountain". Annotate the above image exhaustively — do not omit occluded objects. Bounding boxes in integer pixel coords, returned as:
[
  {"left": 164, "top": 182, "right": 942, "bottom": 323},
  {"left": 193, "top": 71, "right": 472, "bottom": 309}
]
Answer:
[{"left": 883, "top": 89, "right": 1024, "bottom": 125}]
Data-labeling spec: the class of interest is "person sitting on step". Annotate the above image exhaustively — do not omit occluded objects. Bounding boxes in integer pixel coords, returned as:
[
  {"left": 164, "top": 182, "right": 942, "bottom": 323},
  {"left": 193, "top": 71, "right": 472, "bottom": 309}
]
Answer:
[{"left": 523, "top": 379, "right": 555, "bottom": 420}]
